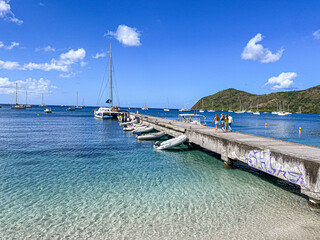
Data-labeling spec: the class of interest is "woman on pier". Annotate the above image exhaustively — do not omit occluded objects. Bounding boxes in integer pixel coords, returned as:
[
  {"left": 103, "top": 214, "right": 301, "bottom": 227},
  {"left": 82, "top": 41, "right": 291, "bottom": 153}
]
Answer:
[
  {"left": 220, "top": 113, "right": 225, "bottom": 132},
  {"left": 213, "top": 113, "right": 219, "bottom": 132}
]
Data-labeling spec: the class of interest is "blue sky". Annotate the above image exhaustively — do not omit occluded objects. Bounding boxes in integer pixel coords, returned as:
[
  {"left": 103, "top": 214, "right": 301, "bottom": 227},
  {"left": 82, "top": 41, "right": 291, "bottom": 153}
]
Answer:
[{"left": 0, "top": 0, "right": 320, "bottom": 108}]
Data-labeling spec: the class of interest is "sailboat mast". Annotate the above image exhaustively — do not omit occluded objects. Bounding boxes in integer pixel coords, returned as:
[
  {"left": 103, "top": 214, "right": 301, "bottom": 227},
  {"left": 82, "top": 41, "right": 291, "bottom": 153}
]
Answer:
[
  {"left": 76, "top": 91, "right": 78, "bottom": 107},
  {"left": 26, "top": 91, "right": 28, "bottom": 105},
  {"left": 15, "top": 83, "right": 17, "bottom": 105},
  {"left": 109, "top": 42, "right": 113, "bottom": 108},
  {"left": 42, "top": 94, "right": 43, "bottom": 105}
]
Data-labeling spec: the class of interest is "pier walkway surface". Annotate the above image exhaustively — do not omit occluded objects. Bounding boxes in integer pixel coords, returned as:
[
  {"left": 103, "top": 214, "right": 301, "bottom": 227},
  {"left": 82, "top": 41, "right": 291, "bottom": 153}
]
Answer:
[{"left": 131, "top": 113, "right": 320, "bottom": 208}]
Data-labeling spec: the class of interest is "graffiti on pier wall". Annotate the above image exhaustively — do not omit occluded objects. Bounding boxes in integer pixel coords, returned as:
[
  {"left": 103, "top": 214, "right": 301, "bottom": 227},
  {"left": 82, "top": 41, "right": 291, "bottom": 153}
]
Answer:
[{"left": 243, "top": 150, "right": 309, "bottom": 190}]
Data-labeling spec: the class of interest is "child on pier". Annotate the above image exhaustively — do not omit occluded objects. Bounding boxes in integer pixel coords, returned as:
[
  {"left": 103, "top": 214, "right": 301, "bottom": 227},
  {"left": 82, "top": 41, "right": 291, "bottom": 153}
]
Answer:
[{"left": 224, "top": 115, "right": 228, "bottom": 132}]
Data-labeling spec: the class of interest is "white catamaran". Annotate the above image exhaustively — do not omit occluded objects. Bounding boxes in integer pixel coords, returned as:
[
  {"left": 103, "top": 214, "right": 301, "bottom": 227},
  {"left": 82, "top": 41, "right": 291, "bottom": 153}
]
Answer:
[{"left": 94, "top": 43, "right": 120, "bottom": 119}]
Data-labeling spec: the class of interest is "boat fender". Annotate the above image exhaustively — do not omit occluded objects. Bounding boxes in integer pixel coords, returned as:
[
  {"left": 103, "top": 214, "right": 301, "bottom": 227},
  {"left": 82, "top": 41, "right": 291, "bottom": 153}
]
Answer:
[
  {"left": 154, "top": 141, "right": 161, "bottom": 147},
  {"left": 137, "top": 132, "right": 142, "bottom": 136}
]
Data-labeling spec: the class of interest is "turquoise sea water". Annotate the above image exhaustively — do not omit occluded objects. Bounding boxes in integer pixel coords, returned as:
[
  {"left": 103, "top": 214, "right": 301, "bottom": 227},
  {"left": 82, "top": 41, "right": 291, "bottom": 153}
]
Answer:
[{"left": 0, "top": 106, "right": 320, "bottom": 239}]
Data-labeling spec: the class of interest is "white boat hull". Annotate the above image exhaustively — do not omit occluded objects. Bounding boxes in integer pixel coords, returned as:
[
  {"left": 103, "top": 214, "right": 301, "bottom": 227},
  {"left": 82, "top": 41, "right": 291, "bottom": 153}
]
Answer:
[
  {"left": 94, "top": 107, "right": 119, "bottom": 119},
  {"left": 132, "top": 126, "right": 154, "bottom": 134},
  {"left": 120, "top": 119, "right": 137, "bottom": 126},
  {"left": 136, "top": 131, "right": 166, "bottom": 140},
  {"left": 154, "top": 135, "right": 187, "bottom": 150}
]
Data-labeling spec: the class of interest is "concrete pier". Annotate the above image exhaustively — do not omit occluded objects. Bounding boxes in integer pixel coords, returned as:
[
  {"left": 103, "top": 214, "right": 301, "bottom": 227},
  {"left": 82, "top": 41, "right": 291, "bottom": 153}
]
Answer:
[{"left": 131, "top": 113, "right": 320, "bottom": 208}]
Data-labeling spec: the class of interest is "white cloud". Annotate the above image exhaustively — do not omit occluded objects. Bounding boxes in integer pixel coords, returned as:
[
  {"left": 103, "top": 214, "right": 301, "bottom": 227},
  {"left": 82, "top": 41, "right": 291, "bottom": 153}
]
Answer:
[
  {"left": 36, "top": 45, "right": 56, "bottom": 52},
  {"left": 0, "top": 48, "right": 86, "bottom": 72},
  {"left": 0, "top": 0, "right": 23, "bottom": 25},
  {"left": 5, "top": 41, "right": 19, "bottom": 50},
  {"left": 93, "top": 51, "right": 106, "bottom": 59},
  {"left": 80, "top": 61, "right": 87, "bottom": 67},
  {"left": 0, "top": 77, "right": 57, "bottom": 95},
  {"left": 23, "top": 62, "right": 69, "bottom": 72},
  {"left": 58, "top": 72, "right": 76, "bottom": 78},
  {"left": 263, "top": 72, "right": 297, "bottom": 90},
  {"left": 313, "top": 29, "right": 320, "bottom": 40},
  {"left": 58, "top": 48, "right": 86, "bottom": 66},
  {"left": 0, "top": 59, "right": 20, "bottom": 69},
  {"left": 0, "top": 40, "right": 20, "bottom": 50},
  {"left": 241, "top": 33, "right": 284, "bottom": 63},
  {"left": 106, "top": 25, "right": 141, "bottom": 47},
  {"left": 24, "top": 48, "right": 86, "bottom": 72}
]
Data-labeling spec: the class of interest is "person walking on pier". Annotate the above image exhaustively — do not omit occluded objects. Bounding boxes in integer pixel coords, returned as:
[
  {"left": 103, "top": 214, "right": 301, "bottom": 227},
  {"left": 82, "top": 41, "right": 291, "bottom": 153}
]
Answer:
[
  {"left": 228, "top": 114, "right": 233, "bottom": 132},
  {"left": 213, "top": 113, "right": 219, "bottom": 132},
  {"left": 220, "top": 113, "right": 225, "bottom": 132},
  {"left": 224, "top": 115, "right": 228, "bottom": 132}
]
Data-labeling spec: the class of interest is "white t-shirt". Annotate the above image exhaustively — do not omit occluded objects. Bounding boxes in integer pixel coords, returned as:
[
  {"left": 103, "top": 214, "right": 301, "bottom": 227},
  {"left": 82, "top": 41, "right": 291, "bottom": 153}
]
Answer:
[{"left": 228, "top": 116, "right": 233, "bottom": 123}]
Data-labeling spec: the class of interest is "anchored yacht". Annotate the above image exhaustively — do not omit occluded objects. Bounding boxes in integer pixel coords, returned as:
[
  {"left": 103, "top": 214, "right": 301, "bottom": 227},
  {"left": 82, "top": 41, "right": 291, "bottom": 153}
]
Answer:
[{"left": 94, "top": 43, "right": 120, "bottom": 119}]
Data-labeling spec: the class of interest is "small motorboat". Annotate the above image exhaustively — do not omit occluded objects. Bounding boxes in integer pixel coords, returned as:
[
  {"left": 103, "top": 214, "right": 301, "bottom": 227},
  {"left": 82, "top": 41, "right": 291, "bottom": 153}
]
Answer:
[
  {"left": 120, "top": 119, "right": 137, "bottom": 126},
  {"left": 123, "top": 126, "right": 135, "bottom": 131},
  {"left": 44, "top": 108, "right": 52, "bottom": 113},
  {"left": 253, "top": 111, "right": 260, "bottom": 115},
  {"left": 154, "top": 134, "right": 187, "bottom": 150},
  {"left": 136, "top": 131, "right": 166, "bottom": 140},
  {"left": 132, "top": 126, "right": 154, "bottom": 134},
  {"left": 67, "top": 107, "right": 76, "bottom": 111}
]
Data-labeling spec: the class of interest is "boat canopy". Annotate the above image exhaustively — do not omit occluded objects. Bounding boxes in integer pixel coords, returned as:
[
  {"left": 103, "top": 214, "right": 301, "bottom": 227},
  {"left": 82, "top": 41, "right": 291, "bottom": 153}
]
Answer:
[
  {"left": 178, "top": 114, "right": 206, "bottom": 125},
  {"left": 178, "top": 114, "right": 204, "bottom": 117}
]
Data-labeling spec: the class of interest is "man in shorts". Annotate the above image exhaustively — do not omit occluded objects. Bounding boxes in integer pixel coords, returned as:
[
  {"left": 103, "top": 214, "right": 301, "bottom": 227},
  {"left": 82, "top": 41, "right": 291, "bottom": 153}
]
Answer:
[{"left": 228, "top": 114, "right": 233, "bottom": 132}]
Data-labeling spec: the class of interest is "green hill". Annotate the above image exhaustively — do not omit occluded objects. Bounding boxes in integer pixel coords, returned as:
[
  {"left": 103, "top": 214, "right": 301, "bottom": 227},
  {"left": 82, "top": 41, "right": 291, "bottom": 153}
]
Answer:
[{"left": 192, "top": 85, "right": 320, "bottom": 114}]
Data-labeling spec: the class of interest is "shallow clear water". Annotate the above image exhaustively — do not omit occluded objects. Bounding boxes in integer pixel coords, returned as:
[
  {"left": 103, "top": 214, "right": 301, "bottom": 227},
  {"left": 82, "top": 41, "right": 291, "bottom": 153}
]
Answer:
[{"left": 0, "top": 106, "right": 320, "bottom": 239}]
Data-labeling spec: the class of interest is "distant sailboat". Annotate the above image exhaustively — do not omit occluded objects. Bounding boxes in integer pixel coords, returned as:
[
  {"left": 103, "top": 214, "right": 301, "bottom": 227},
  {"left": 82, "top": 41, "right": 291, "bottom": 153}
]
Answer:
[
  {"left": 235, "top": 100, "right": 245, "bottom": 114},
  {"left": 277, "top": 102, "right": 288, "bottom": 116},
  {"left": 208, "top": 101, "right": 215, "bottom": 112},
  {"left": 253, "top": 102, "right": 260, "bottom": 115},
  {"left": 199, "top": 100, "right": 204, "bottom": 113},
  {"left": 164, "top": 97, "right": 170, "bottom": 111},
  {"left": 296, "top": 106, "right": 302, "bottom": 114},
  {"left": 11, "top": 83, "right": 26, "bottom": 109},
  {"left": 142, "top": 100, "right": 148, "bottom": 110},
  {"left": 25, "top": 91, "right": 32, "bottom": 108},
  {"left": 284, "top": 104, "right": 292, "bottom": 115},
  {"left": 81, "top": 99, "right": 86, "bottom": 109},
  {"left": 39, "top": 94, "right": 47, "bottom": 107},
  {"left": 75, "top": 92, "right": 82, "bottom": 110},
  {"left": 247, "top": 103, "right": 252, "bottom": 113},
  {"left": 272, "top": 102, "right": 279, "bottom": 114},
  {"left": 179, "top": 102, "right": 190, "bottom": 112}
]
